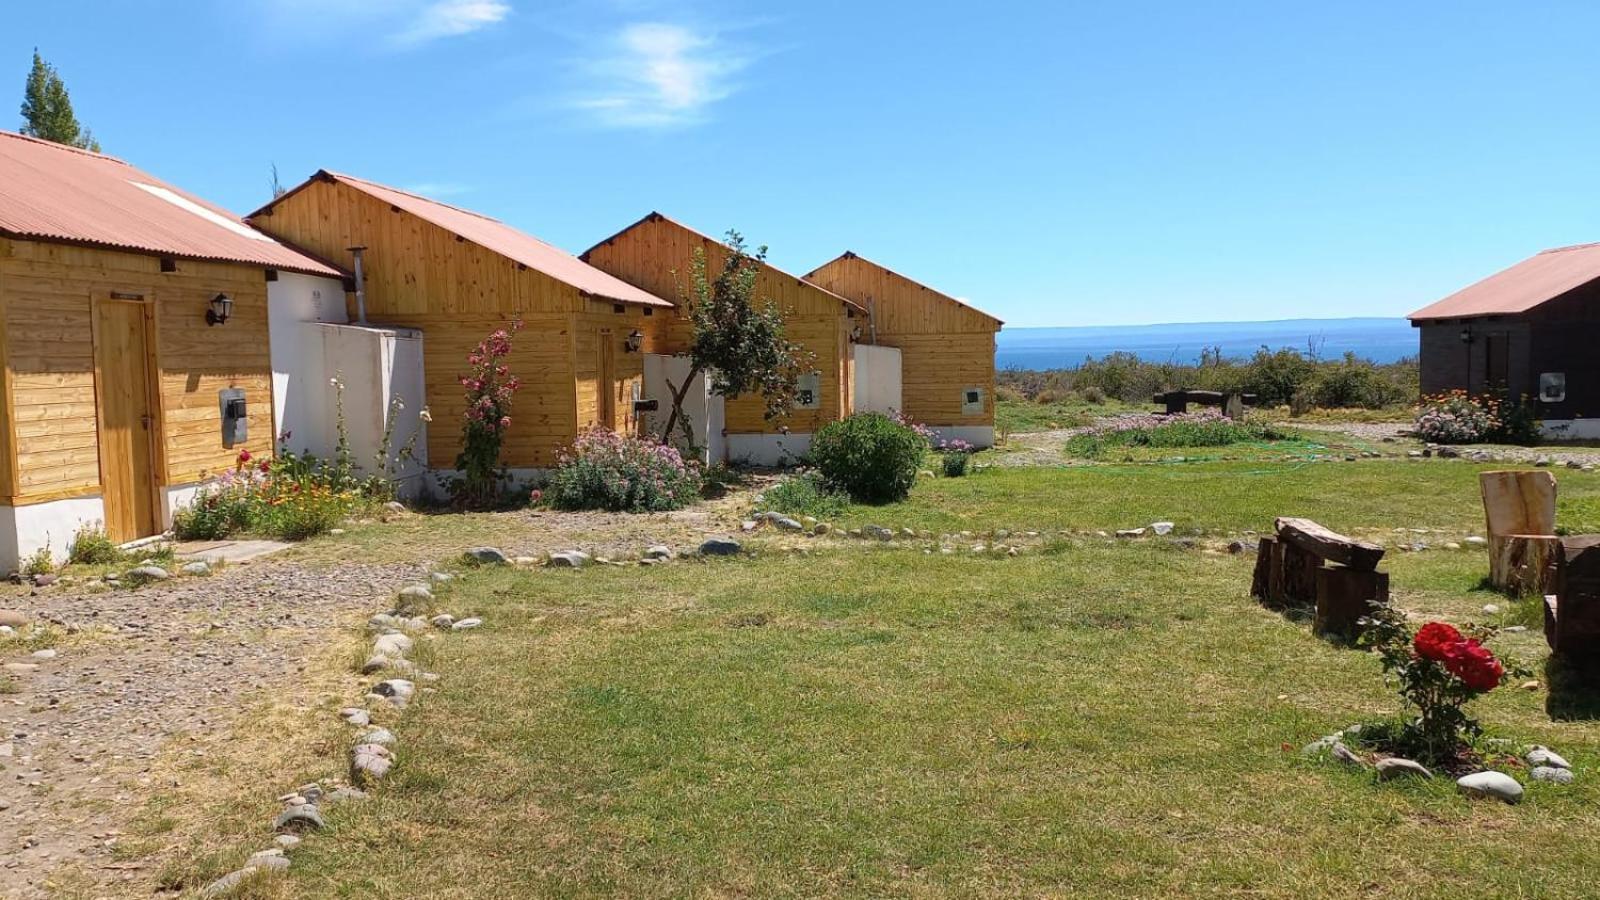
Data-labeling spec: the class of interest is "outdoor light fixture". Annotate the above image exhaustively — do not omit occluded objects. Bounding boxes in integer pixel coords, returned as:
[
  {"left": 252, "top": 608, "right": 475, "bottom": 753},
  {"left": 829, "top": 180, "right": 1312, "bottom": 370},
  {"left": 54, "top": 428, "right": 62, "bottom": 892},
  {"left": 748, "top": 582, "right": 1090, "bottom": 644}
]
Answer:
[
  {"left": 850, "top": 324, "right": 863, "bottom": 341},
  {"left": 624, "top": 329, "right": 644, "bottom": 353},
  {"left": 206, "top": 293, "right": 233, "bottom": 326},
  {"left": 1459, "top": 326, "right": 1474, "bottom": 344}
]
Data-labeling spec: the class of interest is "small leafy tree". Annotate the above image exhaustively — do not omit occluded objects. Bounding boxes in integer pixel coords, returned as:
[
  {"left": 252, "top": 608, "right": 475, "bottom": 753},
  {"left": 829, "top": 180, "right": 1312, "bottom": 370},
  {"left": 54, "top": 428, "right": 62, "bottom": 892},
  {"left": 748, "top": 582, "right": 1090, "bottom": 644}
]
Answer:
[
  {"left": 19, "top": 50, "right": 98, "bottom": 152},
  {"left": 660, "top": 231, "right": 815, "bottom": 446},
  {"left": 454, "top": 320, "right": 523, "bottom": 507}
]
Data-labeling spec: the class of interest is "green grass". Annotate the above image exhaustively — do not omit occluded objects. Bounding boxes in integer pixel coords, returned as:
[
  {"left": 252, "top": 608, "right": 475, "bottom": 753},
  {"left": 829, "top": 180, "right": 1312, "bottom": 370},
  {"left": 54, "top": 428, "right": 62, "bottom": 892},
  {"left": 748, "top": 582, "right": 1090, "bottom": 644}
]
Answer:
[
  {"left": 829, "top": 460, "right": 1600, "bottom": 538},
  {"left": 206, "top": 543, "right": 1600, "bottom": 898},
  {"left": 1062, "top": 417, "right": 1294, "bottom": 459},
  {"left": 995, "top": 397, "right": 1142, "bottom": 434}
]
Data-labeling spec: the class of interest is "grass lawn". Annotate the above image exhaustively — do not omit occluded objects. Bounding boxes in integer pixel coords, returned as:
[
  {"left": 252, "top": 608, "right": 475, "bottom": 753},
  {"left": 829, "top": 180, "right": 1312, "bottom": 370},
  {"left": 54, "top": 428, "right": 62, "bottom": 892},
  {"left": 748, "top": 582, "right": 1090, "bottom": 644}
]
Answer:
[
  {"left": 181, "top": 544, "right": 1600, "bottom": 898},
  {"left": 828, "top": 460, "right": 1600, "bottom": 538},
  {"left": 995, "top": 397, "right": 1143, "bottom": 434}
]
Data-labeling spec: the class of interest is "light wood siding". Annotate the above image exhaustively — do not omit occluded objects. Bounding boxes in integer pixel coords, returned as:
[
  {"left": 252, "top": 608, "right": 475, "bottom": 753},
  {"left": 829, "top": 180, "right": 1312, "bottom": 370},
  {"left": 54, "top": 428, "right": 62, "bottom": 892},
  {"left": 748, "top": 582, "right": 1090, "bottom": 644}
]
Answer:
[
  {"left": 0, "top": 238, "right": 275, "bottom": 502},
  {"left": 807, "top": 254, "right": 1000, "bottom": 427},
  {"left": 248, "top": 178, "right": 582, "bottom": 316},
  {"left": 582, "top": 215, "right": 854, "bottom": 434},
  {"left": 573, "top": 302, "right": 664, "bottom": 436}
]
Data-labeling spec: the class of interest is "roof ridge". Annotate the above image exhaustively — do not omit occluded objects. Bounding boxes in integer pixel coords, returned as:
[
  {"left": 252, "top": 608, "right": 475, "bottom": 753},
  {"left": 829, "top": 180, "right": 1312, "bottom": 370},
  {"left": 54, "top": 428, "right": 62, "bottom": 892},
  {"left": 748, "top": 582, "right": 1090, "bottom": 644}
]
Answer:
[
  {"left": 323, "top": 170, "right": 505, "bottom": 225},
  {"left": 1538, "top": 241, "right": 1600, "bottom": 254},
  {"left": 805, "top": 249, "right": 1004, "bottom": 325},
  {"left": 0, "top": 128, "right": 127, "bottom": 165}
]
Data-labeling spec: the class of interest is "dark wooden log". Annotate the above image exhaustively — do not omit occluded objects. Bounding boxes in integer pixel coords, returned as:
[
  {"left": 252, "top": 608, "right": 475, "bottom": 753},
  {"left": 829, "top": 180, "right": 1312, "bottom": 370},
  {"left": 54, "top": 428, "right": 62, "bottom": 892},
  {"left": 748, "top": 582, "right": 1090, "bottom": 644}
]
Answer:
[
  {"left": 1315, "top": 567, "right": 1389, "bottom": 638},
  {"left": 1489, "top": 534, "right": 1561, "bottom": 597},
  {"left": 1251, "top": 537, "right": 1275, "bottom": 601},
  {"left": 1274, "top": 517, "right": 1385, "bottom": 571},
  {"left": 1552, "top": 536, "right": 1600, "bottom": 656},
  {"left": 1281, "top": 541, "right": 1322, "bottom": 606}
]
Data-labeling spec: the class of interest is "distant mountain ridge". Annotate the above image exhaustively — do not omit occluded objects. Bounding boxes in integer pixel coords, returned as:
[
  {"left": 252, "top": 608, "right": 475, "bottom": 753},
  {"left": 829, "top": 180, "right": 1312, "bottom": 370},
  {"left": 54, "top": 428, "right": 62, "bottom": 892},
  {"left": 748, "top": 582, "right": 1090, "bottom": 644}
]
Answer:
[{"left": 995, "top": 317, "right": 1414, "bottom": 369}]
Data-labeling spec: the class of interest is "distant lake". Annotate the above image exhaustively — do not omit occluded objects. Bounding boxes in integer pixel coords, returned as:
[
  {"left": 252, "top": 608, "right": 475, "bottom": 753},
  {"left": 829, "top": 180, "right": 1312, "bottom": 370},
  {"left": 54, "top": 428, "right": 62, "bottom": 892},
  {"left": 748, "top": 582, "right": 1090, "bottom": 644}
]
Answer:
[{"left": 996, "top": 317, "right": 1415, "bottom": 370}]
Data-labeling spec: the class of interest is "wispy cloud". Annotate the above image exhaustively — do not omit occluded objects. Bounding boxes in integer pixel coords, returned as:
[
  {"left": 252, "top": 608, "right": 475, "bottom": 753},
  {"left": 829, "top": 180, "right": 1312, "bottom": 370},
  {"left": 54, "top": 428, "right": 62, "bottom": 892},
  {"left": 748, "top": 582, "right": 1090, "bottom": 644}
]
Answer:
[
  {"left": 392, "top": 0, "right": 510, "bottom": 46},
  {"left": 571, "top": 23, "right": 748, "bottom": 128},
  {"left": 256, "top": 0, "right": 509, "bottom": 47}
]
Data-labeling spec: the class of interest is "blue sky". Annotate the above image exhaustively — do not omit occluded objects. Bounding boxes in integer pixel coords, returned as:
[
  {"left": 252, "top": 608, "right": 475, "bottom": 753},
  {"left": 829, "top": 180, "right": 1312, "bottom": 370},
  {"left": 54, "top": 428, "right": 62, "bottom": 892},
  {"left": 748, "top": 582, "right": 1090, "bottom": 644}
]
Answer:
[{"left": 8, "top": 1, "right": 1600, "bottom": 327}]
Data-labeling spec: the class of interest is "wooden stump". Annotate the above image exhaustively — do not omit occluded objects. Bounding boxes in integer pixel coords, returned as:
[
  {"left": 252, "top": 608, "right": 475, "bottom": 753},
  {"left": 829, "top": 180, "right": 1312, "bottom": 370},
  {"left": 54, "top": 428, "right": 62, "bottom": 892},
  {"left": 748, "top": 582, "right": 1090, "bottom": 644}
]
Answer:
[
  {"left": 1275, "top": 517, "right": 1385, "bottom": 571},
  {"left": 1252, "top": 536, "right": 1321, "bottom": 607},
  {"left": 1315, "top": 567, "right": 1389, "bottom": 638},
  {"left": 1490, "top": 534, "right": 1561, "bottom": 597},
  {"left": 1552, "top": 537, "right": 1600, "bottom": 656},
  {"left": 1251, "top": 537, "right": 1275, "bottom": 602}
]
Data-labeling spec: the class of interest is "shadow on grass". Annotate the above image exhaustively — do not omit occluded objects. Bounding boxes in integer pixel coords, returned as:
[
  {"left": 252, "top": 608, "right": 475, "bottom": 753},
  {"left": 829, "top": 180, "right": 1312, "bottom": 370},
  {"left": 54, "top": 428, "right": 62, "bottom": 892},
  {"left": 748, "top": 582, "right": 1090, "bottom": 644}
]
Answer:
[{"left": 1545, "top": 653, "right": 1600, "bottom": 721}]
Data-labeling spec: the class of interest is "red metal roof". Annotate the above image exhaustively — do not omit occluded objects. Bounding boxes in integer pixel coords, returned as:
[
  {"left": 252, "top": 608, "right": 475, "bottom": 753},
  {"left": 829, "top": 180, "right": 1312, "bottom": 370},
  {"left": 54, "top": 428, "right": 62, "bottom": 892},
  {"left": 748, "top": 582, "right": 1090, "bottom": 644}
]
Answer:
[
  {"left": 582, "top": 212, "right": 868, "bottom": 315},
  {"left": 261, "top": 172, "right": 673, "bottom": 309},
  {"left": 805, "top": 251, "right": 1004, "bottom": 326},
  {"left": 0, "top": 130, "right": 340, "bottom": 277},
  {"left": 1409, "top": 242, "right": 1600, "bottom": 321}
]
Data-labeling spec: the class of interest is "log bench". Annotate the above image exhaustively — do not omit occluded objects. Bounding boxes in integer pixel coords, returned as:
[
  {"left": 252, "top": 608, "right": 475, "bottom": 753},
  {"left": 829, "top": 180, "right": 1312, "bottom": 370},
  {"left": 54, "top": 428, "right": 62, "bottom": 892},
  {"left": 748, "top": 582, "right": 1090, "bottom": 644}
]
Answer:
[
  {"left": 1151, "top": 390, "right": 1258, "bottom": 418},
  {"left": 1252, "top": 517, "right": 1389, "bottom": 638}
]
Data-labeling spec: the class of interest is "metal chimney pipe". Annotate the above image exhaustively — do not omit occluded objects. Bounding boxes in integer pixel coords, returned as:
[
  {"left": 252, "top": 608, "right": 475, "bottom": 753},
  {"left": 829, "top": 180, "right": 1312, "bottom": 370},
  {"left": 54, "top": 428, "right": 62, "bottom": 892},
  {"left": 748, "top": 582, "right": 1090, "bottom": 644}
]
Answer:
[{"left": 348, "top": 246, "right": 368, "bottom": 325}]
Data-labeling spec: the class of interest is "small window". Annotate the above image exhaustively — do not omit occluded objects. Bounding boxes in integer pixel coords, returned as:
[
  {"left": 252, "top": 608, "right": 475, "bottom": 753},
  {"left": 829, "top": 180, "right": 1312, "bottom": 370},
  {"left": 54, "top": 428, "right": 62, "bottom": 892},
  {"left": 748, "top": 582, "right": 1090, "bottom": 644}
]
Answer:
[
  {"left": 962, "top": 386, "right": 985, "bottom": 415},
  {"left": 794, "top": 372, "right": 822, "bottom": 410},
  {"left": 1540, "top": 372, "right": 1567, "bottom": 404}
]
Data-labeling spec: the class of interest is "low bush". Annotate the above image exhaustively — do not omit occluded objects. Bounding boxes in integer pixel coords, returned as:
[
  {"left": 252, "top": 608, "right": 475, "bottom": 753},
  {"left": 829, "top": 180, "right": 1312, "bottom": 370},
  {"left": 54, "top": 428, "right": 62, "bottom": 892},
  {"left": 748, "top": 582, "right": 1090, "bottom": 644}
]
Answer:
[
  {"left": 1413, "top": 391, "right": 1521, "bottom": 444},
  {"left": 810, "top": 413, "right": 927, "bottom": 503},
  {"left": 763, "top": 471, "right": 848, "bottom": 519},
  {"left": 546, "top": 429, "right": 702, "bottom": 512},
  {"left": 68, "top": 523, "right": 123, "bottom": 565},
  {"left": 941, "top": 450, "right": 972, "bottom": 477},
  {"left": 173, "top": 449, "right": 369, "bottom": 541},
  {"left": 19, "top": 543, "right": 53, "bottom": 578},
  {"left": 1064, "top": 410, "right": 1288, "bottom": 458}
]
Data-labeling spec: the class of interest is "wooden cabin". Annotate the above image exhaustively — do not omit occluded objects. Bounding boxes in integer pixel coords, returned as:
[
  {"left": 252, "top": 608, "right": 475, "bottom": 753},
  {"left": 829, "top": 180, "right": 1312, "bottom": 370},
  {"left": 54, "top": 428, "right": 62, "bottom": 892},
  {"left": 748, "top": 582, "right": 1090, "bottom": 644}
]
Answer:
[
  {"left": 1410, "top": 242, "right": 1600, "bottom": 439},
  {"left": 805, "top": 252, "right": 1003, "bottom": 446},
  {"left": 247, "top": 171, "right": 676, "bottom": 471},
  {"left": 581, "top": 213, "right": 864, "bottom": 464},
  {"left": 0, "top": 131, "right": 346, "bottom": 567}
]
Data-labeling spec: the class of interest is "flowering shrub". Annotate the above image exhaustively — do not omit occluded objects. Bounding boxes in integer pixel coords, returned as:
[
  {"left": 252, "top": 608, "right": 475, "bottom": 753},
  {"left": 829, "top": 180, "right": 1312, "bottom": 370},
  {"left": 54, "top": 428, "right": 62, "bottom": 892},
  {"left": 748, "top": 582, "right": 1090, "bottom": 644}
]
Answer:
[
  {"left": 1064, "top": 410, "right": 1287, "bottom": 458},
  {"left": 811, "top": 413, "right": 927, "bottom": 503},
  {"left": 455, "top": 321, "right": 523, "bottom": 508},
  {"left": 546, "top": 428, "right": 702, "bottom": 512},
  {"left": 1413, "top": 391, "right": 1500, "bottom": 444},
  {"left": 1357, "top": 606, "right": 1520, "bottom": 763},
  {"left": 940, "top": 438, "right": 973, "bottom": 477},
  {"left": 173, "top": 447, "right": 370, "bottom": 541}
]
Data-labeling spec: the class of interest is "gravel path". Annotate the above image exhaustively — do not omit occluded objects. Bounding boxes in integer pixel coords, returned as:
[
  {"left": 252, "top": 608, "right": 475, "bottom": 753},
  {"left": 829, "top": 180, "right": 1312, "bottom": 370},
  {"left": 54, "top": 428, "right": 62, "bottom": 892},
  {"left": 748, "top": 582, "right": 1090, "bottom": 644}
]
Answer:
[{"left": 0, "top": 559, "right": 424, "bottom": 899}]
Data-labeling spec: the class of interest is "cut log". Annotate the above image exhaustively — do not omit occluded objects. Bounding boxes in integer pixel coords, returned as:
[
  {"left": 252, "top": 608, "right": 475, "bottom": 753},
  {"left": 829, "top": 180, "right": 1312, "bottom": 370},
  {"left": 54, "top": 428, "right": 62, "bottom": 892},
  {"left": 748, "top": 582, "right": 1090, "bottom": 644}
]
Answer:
[
  {"left": 1315, "top": 567, "right": 1389, "bottom": 638},
  {"left": 1480, "top": 470, "right": 1557, "bottom": 539},
  {"left": 1552, "top": 536, "right": 1600, "bottom": 656},
  {"left": 1274, "top": 517, "right": 1385, "bottom": 571},
  {"left": 1250, "top": 537, "right": 1276, "bottom": 601},
  {"left": 1489, "top": 534, "right": 1561, "bottom": 597},
  {"left": 1280, "top": 541, "right": 1323, "bottom": 606}
]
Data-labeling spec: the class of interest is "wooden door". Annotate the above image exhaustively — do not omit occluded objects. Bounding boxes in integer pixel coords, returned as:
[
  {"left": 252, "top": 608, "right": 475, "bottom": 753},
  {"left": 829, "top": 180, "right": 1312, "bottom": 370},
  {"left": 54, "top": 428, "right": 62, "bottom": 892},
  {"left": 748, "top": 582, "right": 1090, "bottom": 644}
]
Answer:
[
  {"left": 1485, "top": 334, "right": 1510, "bottom": 393},
  {"left": 93, "top": 297, "right": 160, "bottom": 542},
  {"left": 597, "top": 330, "right": 617, "bottom": 430}
]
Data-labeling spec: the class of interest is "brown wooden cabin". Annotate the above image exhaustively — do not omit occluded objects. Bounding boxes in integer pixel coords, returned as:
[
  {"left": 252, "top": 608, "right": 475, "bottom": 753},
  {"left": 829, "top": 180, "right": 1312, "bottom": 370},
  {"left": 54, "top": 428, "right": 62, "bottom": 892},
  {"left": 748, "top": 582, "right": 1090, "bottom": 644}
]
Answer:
[
  {"left": 0, "top": 131, "right": 345, "bottom": 565},
  {"left": 1410, "top": 242, "right": 1600, "bottom": 438},
  {"left": 247, "top": 172, "right": 676, "bottom": 470},
  {"left": 581, "top": 213, "right": 864, "bottom": 461},
  {"left": 805, "top": 252, "right": 1003, "bottom": 445}
]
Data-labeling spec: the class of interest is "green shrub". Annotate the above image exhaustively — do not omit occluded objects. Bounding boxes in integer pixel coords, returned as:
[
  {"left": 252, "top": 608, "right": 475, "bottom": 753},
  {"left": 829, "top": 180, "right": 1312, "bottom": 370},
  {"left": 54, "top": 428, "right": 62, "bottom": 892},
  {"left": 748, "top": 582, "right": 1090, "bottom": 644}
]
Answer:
[
  {"left": 763, "top": 471, "right": 848, "bottom": 519},
  {"left": 68, "top": 523, "right": 122, "bottom": 565},
  {"left": 19, "top": 543, "right": 53, "bottom": 577},
  {"left": 941, "top": 450, "right": 972, "bottom": 477},
  {"left": 546, "top": 429, "right": 702, "bottom": 512},
  {"left": 810, "top": 413, "right": 926, "bottom": 503},
  {"left": 1079, "top": 385, "right": 1106, "bottom": 405},
  {"left": 1064, "top": 411, "right": 1289, "bottom": 458},
  {"left": 172, "top": 487, "right": 251, "bottom": 540}
]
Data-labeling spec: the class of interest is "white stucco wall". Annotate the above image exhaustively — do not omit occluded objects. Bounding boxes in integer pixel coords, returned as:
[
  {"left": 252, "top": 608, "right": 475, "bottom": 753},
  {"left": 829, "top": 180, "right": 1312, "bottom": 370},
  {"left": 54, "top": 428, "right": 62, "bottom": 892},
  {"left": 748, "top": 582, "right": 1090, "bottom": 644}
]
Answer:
[
  {"left": 1542, "top": 419, "right": 1600, "bottom": 441},
  {"left": 269, "top": 272, "right": 349, "bottom": 453},
  {"left": 927, "top": 425, "right": 995, "bottom": 449},
  {"left": 852, "top": 344, "right": 903, "bottom": 415},
  {"left": 0, "top": 495, "right": 108, "bottom": 572},
  {"left": 726, "top": 433, "right": 813, "bottom": 467},
  {"left": 643, "top": 354, "right": 727, "bottom": 465},
  {"left": 313, "top": 323, "right": 429, "bottom": 485}
]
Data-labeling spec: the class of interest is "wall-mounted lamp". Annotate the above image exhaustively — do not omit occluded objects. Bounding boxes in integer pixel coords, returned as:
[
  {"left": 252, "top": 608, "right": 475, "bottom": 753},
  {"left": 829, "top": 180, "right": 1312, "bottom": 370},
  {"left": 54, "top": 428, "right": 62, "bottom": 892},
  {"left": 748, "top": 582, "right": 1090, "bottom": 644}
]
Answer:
[
  {"left": 850, "top": 324, "right": 863, "bottom": 342},
  {"left": 624, "top": 329, "right": 644, "bottom": 353},
  {"left": 1459, "top": 325, "right": 1474, "bottom": 344},
  {"left": 207, "top": 293, "right": 233, "bottom": 327}
]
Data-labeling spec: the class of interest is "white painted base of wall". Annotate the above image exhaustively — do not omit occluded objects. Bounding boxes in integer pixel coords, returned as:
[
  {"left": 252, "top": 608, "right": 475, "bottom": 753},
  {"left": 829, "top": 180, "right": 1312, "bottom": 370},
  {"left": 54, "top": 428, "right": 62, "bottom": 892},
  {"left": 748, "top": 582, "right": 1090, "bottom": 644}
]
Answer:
[
  {"left": 726, "top": 433, "right": 813, "bottom": 467},
  {"left": 1542, "top": 419, "right": 1600, "bottom": 441},
  {"left": 415, "top": 468, "right": 548, "bottom": 503},
  {"left": 927, "top": 425, "right": 995, "bottom": 449},
  {"left": 0, "top": 494, "right": 108, "bottom": 571},
  {"left": 162, "top": 483, "right": 202, "bottom": 530}
]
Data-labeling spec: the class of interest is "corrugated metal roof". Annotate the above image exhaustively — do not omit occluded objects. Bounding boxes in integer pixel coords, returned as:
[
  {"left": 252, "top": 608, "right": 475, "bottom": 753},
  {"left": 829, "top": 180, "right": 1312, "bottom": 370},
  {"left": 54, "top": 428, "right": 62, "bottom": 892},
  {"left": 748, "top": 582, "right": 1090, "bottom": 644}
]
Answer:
[
  {"left": 0, "top": 130, "right": 341, "bottom": 276},
  {"left": 1409, "top": 242, "right": 1600, "bottom": 321},
  {"left": 261, "top": 171, "right": 673, "bottom": 309},
  {"left": 806, "top": 251, "right": 1004, "bottom": 326},
  {"left": 582, "top": 211, "right": 868, "bottom": 315}
]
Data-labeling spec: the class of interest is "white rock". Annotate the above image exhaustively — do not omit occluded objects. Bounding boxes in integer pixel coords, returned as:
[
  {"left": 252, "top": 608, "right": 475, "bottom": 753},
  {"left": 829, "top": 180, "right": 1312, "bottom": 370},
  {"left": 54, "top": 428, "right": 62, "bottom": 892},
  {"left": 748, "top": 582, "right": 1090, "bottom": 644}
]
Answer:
[
  {"left": 339, "top": 707, "right": 370, "bottom": 727},
  {"left": 430, "top": 572, "right": 453, "bottom": 584},
  {"left": 181, "top": 562, "right": 211, "bottom": 576},
  {"left": 31, "top": 648, "right": 57, "bottom": 660},
  {"left": 452, "top": 617, "right": 482, "bottom": 631},
  {"left": 1375, "top": 758, "right": 1433, "bottom": 780},
  {"left": 396, "top": 584, "right": 433, "bottom": 604},
  {"left": 351, "top": 743, "right": 394, "bottom": 784},
  {"left": 1526, "top": 746, "right": 1571, "bottom": 770},
  {"left": 1465, "top": 536, "right": 1487, "bottom": 546},
  {"left": 430, "top": 614, "right": 456, "bottom": 629},
  {"left": 1457, "top": 771, "right": 1523, "bottom": 804},
  {"left": 1151, "top": 522, "right": 1175, "bottom": 536},
  {"left": 372, "top": 633, "right": 413, "bottom": 658},
  {"left": 1531, "top": 766, "right": 1575, "bottom": 784},
  {"left": 548, "top": 550, "right": 591, "bottom": 568},
  {"left": 644, "top": 545, "right": 674, "bottom": 561},
  {"left": 1482, "top": 603, "right": 1502, "bottom": 615}
]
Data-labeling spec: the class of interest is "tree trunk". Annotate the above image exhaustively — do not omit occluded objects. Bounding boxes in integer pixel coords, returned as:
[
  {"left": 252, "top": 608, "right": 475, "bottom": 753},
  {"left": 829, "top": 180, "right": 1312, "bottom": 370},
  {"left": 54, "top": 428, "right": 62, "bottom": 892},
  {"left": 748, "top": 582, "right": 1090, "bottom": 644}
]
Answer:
[{"left": 659, "top": 364, "right": 704, "bottom": 446}]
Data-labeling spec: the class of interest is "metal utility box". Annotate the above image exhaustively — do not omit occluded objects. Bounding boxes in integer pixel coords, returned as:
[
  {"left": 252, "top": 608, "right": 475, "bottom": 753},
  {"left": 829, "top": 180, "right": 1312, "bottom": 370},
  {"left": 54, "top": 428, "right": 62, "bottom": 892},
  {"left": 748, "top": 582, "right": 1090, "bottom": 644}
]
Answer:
[{"left": 220, "top": 388, "right": 247, "bottom": 447}]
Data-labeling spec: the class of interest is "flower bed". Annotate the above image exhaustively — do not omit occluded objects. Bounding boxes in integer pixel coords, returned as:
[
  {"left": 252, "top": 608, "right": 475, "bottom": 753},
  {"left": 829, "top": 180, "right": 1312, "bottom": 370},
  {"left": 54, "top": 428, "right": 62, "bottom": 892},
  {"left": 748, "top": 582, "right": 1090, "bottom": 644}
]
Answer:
[
  {"left": 174, "top": 449, "right": 375, "bottom": 541},
  {"left": 544, "top": 429, "right": 702, "bottom": 513}
]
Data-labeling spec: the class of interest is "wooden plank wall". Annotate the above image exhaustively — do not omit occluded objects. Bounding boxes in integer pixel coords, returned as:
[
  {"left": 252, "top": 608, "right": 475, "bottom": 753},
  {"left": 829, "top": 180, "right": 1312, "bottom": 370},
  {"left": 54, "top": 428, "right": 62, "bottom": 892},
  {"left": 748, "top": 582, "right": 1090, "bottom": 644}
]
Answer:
[
  {"left": 582, "top": 215, "right": 854, "bottom": 435},
  {"left": 807, "top": 255, "right": 1000, "bottom": 427},
  {"left": 249, "top": 178, "right": 583, "bottom": 316},
  {"left": 572, "top": 303, "right": 665, "bottom": 437},
  {"left": 0, "top": 238, "right": 275, "bottom": 502}
]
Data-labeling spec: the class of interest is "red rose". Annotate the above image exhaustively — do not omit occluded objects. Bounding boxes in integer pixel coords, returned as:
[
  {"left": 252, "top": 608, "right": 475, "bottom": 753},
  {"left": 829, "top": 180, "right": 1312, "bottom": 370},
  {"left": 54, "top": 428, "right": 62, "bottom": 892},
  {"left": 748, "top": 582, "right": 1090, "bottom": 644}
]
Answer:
[
  {"left": 1444, "top": 639, "right": 1504, "bottom": 691},
  {"left": 1413, "top": 622, "right": 1463, "bottom": 662}
]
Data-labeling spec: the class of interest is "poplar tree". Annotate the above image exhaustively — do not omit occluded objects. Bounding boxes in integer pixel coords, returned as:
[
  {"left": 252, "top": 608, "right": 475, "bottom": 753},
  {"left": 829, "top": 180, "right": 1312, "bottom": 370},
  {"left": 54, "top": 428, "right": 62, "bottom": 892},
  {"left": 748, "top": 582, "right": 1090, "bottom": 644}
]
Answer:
[{"left": 20, "top": 50, "right": 99, "bottom": 152}]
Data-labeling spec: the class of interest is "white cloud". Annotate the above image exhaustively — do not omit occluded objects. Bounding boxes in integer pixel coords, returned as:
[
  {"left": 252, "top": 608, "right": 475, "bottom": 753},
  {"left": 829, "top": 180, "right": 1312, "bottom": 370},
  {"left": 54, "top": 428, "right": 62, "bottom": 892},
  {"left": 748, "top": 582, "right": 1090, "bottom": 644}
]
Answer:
[
  {"left": 572, "top": 23, "right": 747, "bottom": 128},
  {"left": 392, "top": 0, "right": 511, "bottom": 46},
  {"left": 255, "top": 0, "right": 509, "bottom": 47}
]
